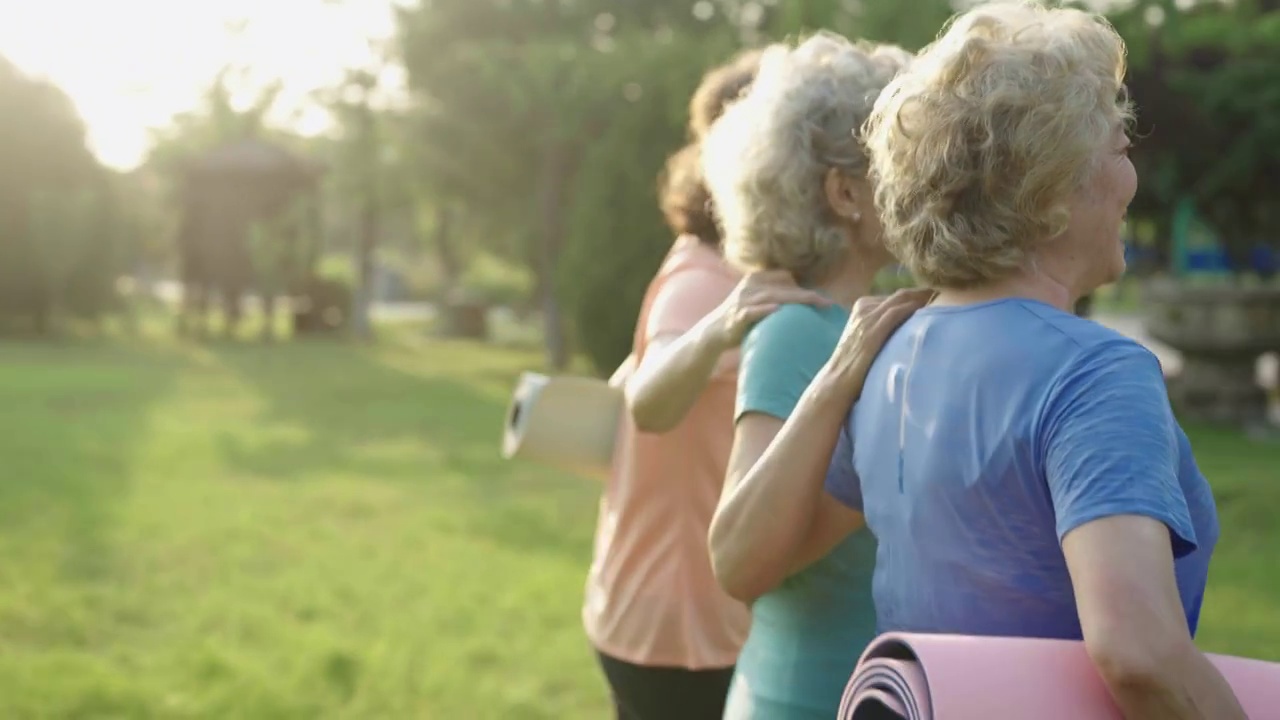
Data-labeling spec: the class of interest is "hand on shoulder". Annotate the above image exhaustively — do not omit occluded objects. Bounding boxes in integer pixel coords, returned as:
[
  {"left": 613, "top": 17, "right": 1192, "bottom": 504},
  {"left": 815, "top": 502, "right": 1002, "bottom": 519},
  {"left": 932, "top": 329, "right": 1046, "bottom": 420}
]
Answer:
[
  {"left": 708, "top": 270, "right": 832, "bottom": 350},
  {"left": 825, "top": 288, "right": 935, "bottom": 399}
]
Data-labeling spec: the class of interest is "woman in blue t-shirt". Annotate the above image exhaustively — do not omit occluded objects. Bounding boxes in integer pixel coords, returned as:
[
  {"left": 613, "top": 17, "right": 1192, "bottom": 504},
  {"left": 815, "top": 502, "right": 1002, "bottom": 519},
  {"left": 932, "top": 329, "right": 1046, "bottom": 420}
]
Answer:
[
  {"left": 716, "top": 4, "right": 1246, "bottom": 718},
  {"left": 699, "top": 33, "right": 912, "bottom": 719}
]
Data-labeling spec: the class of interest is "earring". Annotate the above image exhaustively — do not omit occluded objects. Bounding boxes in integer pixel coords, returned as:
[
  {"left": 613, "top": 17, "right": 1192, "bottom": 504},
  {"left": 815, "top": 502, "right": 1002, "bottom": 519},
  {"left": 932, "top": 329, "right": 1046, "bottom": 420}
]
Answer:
[{"left": 851, "top": 212, "right": 862, "bottom": 223}]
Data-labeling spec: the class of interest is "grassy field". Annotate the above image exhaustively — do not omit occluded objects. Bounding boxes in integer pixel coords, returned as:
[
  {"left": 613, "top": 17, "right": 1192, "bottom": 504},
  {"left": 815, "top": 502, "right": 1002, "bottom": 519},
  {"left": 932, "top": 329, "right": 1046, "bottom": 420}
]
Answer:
[{"left": 0, "top": 328, "right": 1277, "bottom": 719}]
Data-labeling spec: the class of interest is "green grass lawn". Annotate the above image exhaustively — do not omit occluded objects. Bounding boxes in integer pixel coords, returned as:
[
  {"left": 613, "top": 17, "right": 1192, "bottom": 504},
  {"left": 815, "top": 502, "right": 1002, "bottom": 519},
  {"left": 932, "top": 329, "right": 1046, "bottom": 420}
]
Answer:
[{"left": 0, "top": 329, "right": 1277, "bottom": 718}]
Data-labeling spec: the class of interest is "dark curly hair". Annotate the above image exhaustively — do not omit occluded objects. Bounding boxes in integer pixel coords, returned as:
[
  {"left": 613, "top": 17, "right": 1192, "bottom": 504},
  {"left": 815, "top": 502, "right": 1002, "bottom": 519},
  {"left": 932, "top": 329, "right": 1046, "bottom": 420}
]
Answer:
[{"left": 659, "top": 49, "right": 762, "bottom": 246}]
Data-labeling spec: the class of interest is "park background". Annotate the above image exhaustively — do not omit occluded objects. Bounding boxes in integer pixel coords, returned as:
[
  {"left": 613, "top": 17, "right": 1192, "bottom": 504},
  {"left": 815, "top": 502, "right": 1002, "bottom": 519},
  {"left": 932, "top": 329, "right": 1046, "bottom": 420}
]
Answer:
[{"left": 2, "top": 0, "right": 1279, "bottom": 717}]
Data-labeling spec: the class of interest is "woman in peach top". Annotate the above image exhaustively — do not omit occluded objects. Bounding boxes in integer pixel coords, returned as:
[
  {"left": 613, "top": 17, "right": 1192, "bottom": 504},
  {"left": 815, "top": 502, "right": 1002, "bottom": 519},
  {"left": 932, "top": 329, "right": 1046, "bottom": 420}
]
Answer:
[{"left": 583, "top": 50, "right": 829, "bottom": 720}]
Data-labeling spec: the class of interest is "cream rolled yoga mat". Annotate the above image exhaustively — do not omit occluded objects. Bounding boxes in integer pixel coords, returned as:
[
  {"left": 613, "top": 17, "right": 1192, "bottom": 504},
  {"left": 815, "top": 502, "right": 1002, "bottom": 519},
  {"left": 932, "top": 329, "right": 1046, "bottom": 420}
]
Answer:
[
  {"left": 840, "top": 632, "right": 1280, "bottom": 719},
  {"left": 500, "top": 372, "right": 622, "bottom": 481}
]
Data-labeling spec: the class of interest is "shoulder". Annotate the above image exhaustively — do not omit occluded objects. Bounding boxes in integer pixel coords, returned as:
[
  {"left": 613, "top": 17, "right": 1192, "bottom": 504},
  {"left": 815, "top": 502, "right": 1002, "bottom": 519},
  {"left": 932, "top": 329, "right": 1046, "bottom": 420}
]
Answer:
[
  {"left": 642, "top": 240, "right": 736, "bottom": 331},
  {"left": 737, "top": 304, "right": 844, "bottom": 419},
  {"left": 1032, "top": 316, "right": 1173, "bottom": 442},
  {"left": 1009, "top": 301, "right": 1165, "bottom": 381},
  {"left": 657, "top": 235, "right": 736, "bottom": 283},
  {"left": 646, "top": 240, "right": 735, "bottom": 313},
  {"left": 743, "top": 304, "right": 844, "bottom": 362},
  {"left": 749, "top": 302, "right": 844, "bottom": 339}
]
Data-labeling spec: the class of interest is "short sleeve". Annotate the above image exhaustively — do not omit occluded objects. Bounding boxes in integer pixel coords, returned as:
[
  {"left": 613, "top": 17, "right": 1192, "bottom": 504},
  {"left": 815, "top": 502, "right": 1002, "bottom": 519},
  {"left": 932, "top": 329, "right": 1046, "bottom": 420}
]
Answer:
[
  {"left": 736, "top": 307, "right": 838, "bottom": 422},
  {"left": 824, "top": 418, "right": 862, "bottom": 511},
  {"left": 1039, "top": 340, "right": 1197, "bottom": 557},
  {"left": 644, "top": 266, "right": 735, "bottom": 344}
]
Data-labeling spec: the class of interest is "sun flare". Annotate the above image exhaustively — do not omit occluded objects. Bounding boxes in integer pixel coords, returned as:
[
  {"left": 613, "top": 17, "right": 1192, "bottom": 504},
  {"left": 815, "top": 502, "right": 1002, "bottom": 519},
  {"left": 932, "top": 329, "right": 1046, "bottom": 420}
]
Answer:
[{"left": 0, "top": 0, "right": 402, "bottom": 171}]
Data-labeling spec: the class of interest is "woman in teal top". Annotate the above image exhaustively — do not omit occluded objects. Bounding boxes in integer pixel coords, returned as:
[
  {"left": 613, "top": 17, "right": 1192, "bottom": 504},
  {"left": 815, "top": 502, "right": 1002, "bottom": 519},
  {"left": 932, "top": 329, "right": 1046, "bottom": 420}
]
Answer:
[
  {"left": 728, "top": 303, "right": 878, "bottom": 718},
  {"left": 698, "top": 33, "right": 913, "bottom": 719}
]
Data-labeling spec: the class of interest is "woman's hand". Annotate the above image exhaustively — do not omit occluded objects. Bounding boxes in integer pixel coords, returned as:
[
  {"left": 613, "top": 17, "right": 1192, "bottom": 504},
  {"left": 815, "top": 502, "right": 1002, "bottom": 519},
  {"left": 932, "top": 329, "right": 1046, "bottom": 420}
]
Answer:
[
  {"left": 824, "top": 288, "right": 935, "bottom": 399},
  {"left": 626, "top": 270, "right": 827, "bottom": 434},
  {"left": 705, "top": 270, "right": 832, "bottom": 351}
]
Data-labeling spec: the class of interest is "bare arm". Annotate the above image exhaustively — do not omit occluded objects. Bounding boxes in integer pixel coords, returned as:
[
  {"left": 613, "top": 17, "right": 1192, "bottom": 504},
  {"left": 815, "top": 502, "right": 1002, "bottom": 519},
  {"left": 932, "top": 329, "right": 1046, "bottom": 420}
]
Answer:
[
  {"left": 709, "top": 289, "right": 933, "bottom": 602},
  {"left": 627, "top": 270, "right": 829, "bottom": 434},
  {"left": 710, "top": 371, "right": 865, "bottom": 602},
  {"left": 625, "top": 318, "right": 732, "bottom": 433},
  {"left": 1065, "top": 516, "right": 1247, "bottom": 720},
  {"left": 1046, "top": 341, "right": 1246, "bottom": 720}
]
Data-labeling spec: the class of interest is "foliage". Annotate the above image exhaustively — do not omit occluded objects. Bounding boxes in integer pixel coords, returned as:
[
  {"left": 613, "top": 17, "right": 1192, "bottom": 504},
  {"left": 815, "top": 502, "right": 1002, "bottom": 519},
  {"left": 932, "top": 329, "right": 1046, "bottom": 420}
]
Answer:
[
  {"left": 763, "top": 0, "right": 955, "bottom": 50},
  {"left": 27, "top": 186, "right": 126, "bottom": 322},
  {"left": 1115, "top": 0, "right": 1280, "bottom": 275},
  {"left": 0, "top": 57, "right": 122, "bottom": 332},
  {"left": 396, "top": 0, "right": 745, "bottom": 368},
  {"left": 459, "top": 252, "right": 535, "bottom": 308},
  {"left": 145, "top": 69, "right": 287, "bottom": 174},
  {"left": 291, "top": 272, "right": 353, "bottom": 335},
  {"left": 559, "top": 30, "right": 739, "bottom": 374}
]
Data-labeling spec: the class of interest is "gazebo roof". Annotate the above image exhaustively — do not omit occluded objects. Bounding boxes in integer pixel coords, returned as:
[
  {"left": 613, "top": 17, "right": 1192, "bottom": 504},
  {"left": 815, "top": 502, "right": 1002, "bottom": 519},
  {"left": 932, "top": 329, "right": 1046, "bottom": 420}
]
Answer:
[{"left": 183, "top": 138, "right": 326, "bottom": 182}]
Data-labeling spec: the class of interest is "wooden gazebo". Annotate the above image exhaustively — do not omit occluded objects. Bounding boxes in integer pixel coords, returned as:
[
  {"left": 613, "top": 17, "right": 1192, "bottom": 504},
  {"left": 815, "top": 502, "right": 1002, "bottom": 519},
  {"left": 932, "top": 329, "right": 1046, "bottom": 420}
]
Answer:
[{"left": 175, "top": 137, "right": 325, "bottom": 340}]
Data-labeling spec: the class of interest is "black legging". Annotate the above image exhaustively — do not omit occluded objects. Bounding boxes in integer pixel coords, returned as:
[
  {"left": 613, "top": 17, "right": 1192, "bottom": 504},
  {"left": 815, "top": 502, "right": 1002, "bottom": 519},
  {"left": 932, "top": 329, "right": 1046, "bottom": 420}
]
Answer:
[{"left": 596, "top": 650, "right": 735, "bottom": 720}]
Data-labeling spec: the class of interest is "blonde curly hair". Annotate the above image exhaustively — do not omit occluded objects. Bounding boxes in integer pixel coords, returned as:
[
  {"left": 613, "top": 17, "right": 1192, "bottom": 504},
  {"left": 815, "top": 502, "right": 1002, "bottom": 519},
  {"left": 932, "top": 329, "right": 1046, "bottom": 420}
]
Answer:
[
  {"left": 864, "top": 1, "right": 1134, "bottom": 289},
  {"left": 701, "top": 32, "right": 912, "bottom": 285}
]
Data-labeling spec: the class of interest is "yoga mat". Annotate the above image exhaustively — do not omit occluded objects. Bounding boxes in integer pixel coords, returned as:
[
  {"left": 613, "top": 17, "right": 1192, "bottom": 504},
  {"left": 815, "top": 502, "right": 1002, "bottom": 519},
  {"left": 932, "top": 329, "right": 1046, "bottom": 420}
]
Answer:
[
  {"left": 500, "top": 372, "right": 622, "bottom": 481},
  {"left": 840, "top": 632, "right": 1280, "bottom": 719}
]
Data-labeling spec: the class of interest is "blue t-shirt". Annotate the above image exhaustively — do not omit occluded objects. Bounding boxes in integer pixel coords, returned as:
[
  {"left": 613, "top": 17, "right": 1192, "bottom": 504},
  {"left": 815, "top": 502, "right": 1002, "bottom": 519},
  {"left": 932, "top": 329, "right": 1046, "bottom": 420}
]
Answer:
[
  {"left": 824, "top": 298, "right": 1220, "bottom": 640},
  {"left": 725, "top": 303, "right": 879, "bottom": 720}
]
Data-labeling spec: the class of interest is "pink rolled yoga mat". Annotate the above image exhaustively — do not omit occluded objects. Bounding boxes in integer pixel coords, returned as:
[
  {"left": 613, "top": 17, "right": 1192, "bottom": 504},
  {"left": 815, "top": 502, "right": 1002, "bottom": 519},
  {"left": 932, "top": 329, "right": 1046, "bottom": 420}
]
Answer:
[{"left": 839, "top": 632, "right": 1280, "bottom": 719}]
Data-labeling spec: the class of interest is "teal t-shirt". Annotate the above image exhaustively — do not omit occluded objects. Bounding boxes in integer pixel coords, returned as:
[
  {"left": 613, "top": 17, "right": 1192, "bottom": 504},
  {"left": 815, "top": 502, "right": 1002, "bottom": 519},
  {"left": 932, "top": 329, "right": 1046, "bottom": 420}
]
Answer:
[{"left": 723, "top": 303, "right": 879, "bottom": 720}]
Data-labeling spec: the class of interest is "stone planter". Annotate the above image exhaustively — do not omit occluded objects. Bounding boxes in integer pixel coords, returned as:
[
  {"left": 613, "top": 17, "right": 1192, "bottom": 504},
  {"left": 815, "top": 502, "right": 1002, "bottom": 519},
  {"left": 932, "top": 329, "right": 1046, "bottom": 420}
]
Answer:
[{"left": 1142, "top": 279, "right": 1280, "bottom": 426}]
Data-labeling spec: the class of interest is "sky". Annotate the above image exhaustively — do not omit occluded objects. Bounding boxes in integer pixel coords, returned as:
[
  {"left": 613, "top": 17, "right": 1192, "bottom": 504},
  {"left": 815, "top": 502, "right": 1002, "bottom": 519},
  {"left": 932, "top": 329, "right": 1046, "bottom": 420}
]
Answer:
[{"left": 0, "top": 0, "right": 406, "bottom": 171}]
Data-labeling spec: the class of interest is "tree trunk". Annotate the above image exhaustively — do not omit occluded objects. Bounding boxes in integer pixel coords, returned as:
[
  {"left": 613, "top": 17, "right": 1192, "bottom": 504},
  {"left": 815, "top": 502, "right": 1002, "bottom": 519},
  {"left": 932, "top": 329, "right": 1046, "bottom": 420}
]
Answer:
[
  {"left": 351, "top": 197, "right": 378, "bottom": 342},
  {"left": 433, "top": 204, "right": 461, "bottom": 295},
  {"left": 535, "top": 145, "right": 572, "bottom": 371},
  {"left": 351, "top": 104, "right": 379, "bottom": 343}
]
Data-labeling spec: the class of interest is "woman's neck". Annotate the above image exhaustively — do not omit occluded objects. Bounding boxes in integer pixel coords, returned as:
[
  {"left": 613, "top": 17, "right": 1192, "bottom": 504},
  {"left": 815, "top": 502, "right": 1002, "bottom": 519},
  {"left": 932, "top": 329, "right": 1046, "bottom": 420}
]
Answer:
[
  {"left": 814, "top": 252, "right": 885, "bottom": 309},
  {"left": 932, "top": 270, "right": 1074, "bottom": 312}
]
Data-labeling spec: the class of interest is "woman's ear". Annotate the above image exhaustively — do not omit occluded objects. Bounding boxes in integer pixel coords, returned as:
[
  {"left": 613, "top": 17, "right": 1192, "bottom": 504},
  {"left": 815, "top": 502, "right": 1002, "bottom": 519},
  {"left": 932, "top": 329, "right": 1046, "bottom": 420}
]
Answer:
[{"left": 823, "top": 168, "right": 865, "bottom": 223}]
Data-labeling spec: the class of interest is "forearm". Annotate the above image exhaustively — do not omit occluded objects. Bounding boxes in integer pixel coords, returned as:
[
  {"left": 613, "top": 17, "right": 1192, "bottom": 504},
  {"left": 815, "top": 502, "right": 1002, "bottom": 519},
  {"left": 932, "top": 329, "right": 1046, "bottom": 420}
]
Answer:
[
  {"left": 1103, "top": 646, "right": 1246, "bottom": 720},
  {"left": 624, "top": 315, "right": 727, "bottom": 433},
  {"left": 709, "top": 367, "right": 855, "bottom": 600}
]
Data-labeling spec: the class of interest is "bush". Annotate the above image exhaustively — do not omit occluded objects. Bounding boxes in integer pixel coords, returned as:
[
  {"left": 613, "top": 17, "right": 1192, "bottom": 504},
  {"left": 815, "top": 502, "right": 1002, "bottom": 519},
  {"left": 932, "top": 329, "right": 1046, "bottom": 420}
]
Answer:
[
  {"left": 458, "top": 252, "right": 533, "bottom": 309},
  {"left": 871, "top": 266, "right": 920, "bottom": 294},
  {"left": 291, "top": 272, "right": 353, "bottom": 335},
  {"left": 0, "top": 186, "right": 126, "bottom": 332}
]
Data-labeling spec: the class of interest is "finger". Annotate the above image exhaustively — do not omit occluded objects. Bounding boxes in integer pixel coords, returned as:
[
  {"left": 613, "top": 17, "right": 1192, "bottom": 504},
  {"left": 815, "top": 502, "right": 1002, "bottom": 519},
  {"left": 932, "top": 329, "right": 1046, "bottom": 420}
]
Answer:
[
  {"left": 867, "top": 299, "right": 923, "bottom": 339},
  {"left": 868, "top": 291, "right": 927, "bottom": 319},
  {"left": 851, "top": 295, "right": 887, "bottom": 318},
  {"left": 737, "top": 303, "right": 780, "bottom": 326},
  {"left": 885, "top": 287, "right": 936, "bottom": 308}
]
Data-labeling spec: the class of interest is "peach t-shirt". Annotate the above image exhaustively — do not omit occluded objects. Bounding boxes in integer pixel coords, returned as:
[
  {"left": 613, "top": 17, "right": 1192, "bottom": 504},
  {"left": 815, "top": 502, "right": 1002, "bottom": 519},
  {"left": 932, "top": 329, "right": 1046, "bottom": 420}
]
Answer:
[{"left": 583, "top": 235, "right": 751, "bottom": 670}]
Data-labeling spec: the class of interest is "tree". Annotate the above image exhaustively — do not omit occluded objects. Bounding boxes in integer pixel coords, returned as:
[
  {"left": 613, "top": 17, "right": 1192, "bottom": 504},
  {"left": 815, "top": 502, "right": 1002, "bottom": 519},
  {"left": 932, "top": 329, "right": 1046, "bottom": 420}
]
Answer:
[
  {"left": 1116, "top": 0, "right": 1280, "bottom": 274},
  {"left": 0, "top": 56, "right": 116, "bottom": 333},
  {"left": 397, "top": 0, "right": 745, "bottom": 369}
]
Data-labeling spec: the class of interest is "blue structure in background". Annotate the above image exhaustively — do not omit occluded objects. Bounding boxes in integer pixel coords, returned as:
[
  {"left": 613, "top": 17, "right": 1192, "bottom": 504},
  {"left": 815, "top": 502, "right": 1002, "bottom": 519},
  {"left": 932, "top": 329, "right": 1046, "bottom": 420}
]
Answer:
[{"left": 1169, "top": 197, "right": 1278, "bottom": 277}]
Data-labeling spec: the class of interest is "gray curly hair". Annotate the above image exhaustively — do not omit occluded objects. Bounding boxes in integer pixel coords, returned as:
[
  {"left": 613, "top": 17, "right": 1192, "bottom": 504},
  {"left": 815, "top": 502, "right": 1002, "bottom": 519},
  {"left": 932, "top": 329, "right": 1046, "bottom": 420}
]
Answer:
[{"left": 701, "top": 32, "right": 912, "bottom": 285}]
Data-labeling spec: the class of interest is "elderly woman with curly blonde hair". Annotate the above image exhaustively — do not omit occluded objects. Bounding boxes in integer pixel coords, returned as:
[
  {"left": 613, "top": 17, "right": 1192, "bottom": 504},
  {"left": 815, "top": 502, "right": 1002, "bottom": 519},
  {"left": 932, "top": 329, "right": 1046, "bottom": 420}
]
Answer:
[
  {"left": 719, "top": 3, "right": 1246, "bottom": 718},
  {"left": 699, "top": 32, "right": 920, "bottom": 720}
]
